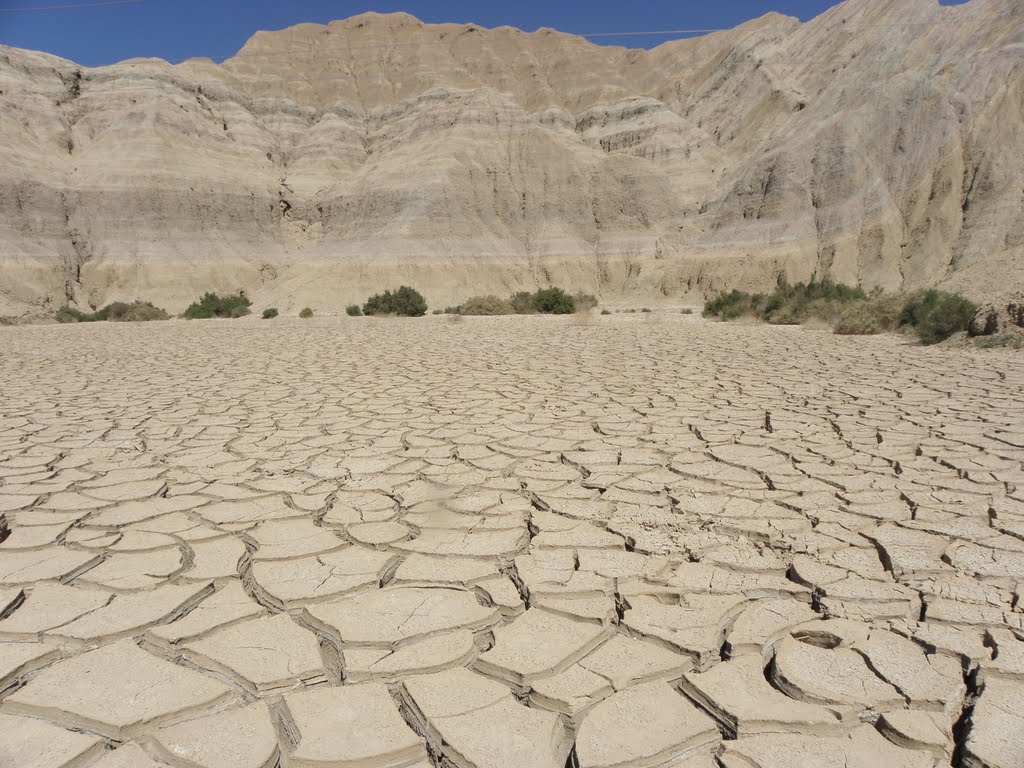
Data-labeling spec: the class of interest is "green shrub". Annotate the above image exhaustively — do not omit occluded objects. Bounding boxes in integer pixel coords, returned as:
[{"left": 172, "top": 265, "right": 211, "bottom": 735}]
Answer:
[
  {"left": 299, "top": 307, "right": 314, "bottom": 319},
  {"left": 443, "top": 306, "right": 461, "bottom": 315},
  {"left": 345, "top": 305, "right": 362, "bottom": 317},
  {"left": 262, "top": 308, "right": 278, "bottom": 319},
  {"left": 56, "top": 301, "right": 168, "bottom": 323},
  {"left": 183, "top": 292, "right": 252, "bottom": 319},
  {"left": 510, "top": 292, "right": 535, "bottom": 314},
  {"left": 362, "top": 286, "right": 428, "bottom": 317},
  {"left": 900, "top": 290, "right": 977, "bottom": 345},
  {"left": 432, "top": 309, "right": 444, "bottom": 315},
  {"left": 834, "top": 296, "right": 903, "bottom": 335},
  {"left": 460, "top": 295, "right": 513, "bottom": 315},
  {"left": 703, "top": 290, "right": 751, "bottom": 320},
  {"left": 532, "top": 287, "right": 575, "bottom": 314},
  {"left": 976, "top": 333, "right": 1024, "bottom": 350},
  {"left": 55, "top": 306, "right": 96, "bottom": 323},
  {"left": 573, "top": 292, "right": 599, "bottom": 312}
]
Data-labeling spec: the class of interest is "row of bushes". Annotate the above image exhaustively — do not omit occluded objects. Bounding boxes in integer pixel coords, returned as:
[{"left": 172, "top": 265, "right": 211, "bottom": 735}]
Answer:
[
  {"left": 436, "top": 288, "right": 598, "bottom": 316},
  {"left": 703, "top": 280, "right": 978, "bottom": 345},
  {"left": 55, "top": 301, "right": 169, "bottom": 323}
]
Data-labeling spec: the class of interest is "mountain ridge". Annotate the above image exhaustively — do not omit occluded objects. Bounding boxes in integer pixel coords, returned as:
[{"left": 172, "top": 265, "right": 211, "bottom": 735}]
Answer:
[{"left": 0, "top": 0, "right": 1021, "bottom": 318}]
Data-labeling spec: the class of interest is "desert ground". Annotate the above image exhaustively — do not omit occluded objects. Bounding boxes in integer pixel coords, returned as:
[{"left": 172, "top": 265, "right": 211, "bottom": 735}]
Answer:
[{"left": 0, "top": 313, "right": 1022, "bottom": 768}]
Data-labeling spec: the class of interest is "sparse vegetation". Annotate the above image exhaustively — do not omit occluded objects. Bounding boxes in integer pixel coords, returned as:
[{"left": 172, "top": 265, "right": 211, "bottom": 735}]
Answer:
[
  {"left": 510, "top": 292, "right": 535, "bottom": 314},
  {"left": 55, "top": 300, "right": 169, "bottom": 323},
  {"left": 299, "top": 307, "right": 314, "bottom": 319},
  {"left": 345, "top": 305, "right": 362, "bottom": 317},
  {"left": 362, "top": 286, "right": 428, "bottom": 317},
  {"left": 641, "top": 308, "right": 652, "bottom": 313},
  {"left": 532, "top": 287, "right": 574, "bottom": 314},
  {"left": 680, "top": 308, "right": 694, "bottom": 315},
  {"left": 704, "top": 280, "right": 977, "bottom": 345},
  {"left": 900, "top": 289, "right": 978, "bottom": 345},
  {"left": 460, "top": 295, "right": 514, "bottom": 315},
  {"left": 262, "top": 308, "right": 278, "bottom": 319},
  {"left": 833, "top": 296, "right": 903, "bottom": 336},
  {"left": 572, "top": 292, "right": 599, "bottom": 312},
  {"left": 975, "top": 333, "right": 1024, "bottom": 350},
  {"left": 183, "top": 292, "right": 251, "bottom": 319},
  {"left": 601, "top": 309, "right": 612, "bottom": 315}
]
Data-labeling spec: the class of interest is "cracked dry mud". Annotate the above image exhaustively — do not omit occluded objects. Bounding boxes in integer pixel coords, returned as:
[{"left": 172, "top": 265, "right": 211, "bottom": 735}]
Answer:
[{"left": 0, "top": 314, "right": 1022, "bottom": 768}]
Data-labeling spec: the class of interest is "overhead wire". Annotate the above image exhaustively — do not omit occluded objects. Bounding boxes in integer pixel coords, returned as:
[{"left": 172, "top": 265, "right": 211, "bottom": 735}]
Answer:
[{"left": 0, "top": 0, "right": 143, "bottom": 12}]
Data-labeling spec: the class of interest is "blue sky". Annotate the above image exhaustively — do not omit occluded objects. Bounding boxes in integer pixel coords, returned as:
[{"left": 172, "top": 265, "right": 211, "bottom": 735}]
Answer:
[{"left": 0, "top": 0, "right": 969, "bottom": 66}]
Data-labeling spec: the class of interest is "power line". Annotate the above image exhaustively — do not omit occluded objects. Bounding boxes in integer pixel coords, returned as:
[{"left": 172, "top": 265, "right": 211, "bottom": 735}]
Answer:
[{"left": 0, "top": 0, "right": 142, "bottom": 12}]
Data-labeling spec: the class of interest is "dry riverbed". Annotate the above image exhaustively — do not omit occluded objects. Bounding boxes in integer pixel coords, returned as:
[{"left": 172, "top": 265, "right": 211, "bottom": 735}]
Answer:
[{"left": 0, "top": 314, "right": 1022, "bottom": 768}]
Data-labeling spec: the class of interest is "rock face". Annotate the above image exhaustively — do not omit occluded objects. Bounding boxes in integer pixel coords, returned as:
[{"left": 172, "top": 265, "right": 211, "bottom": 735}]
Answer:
[{"left": 0, "top": 0, "right": 1022, "bottom": 318}]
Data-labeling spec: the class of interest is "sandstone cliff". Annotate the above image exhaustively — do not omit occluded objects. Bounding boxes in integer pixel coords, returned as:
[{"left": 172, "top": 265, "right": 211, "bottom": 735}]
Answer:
[{"left": 0, "top": 0, "right": 1021, "bottom": 318}]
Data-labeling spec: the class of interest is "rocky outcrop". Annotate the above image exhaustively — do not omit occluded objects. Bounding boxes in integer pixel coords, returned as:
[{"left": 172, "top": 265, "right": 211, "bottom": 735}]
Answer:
[
  {"left": 0, "top": 0, "right": 1022, "bottom": 318},
  {"left": 968, "top": 294, "right": 1024, "bottom": 336}
]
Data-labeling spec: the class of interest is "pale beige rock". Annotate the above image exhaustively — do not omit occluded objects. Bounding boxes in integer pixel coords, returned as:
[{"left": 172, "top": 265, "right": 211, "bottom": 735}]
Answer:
[
  {"left": 147, "top": 581, "right": 264, "bottom": 645},
  {"left": 343, "top": 629, "right": 477, "bottom": 681},
  {"left": 88, "top": 743, "right": 166, "bottom": 768},
  {"left": 4, "top": 639, "right": 236, "bottom": 738},
  {"left": 402, "top": 667, "right": 572, "bottom": 768},
  {"left": 575, "top": 680, "right": 721, "bottom": 768},
  {"left": 283, "top": 683, "right": 427, "bottom": 767},
  {"left": 76, "top": 548, "right": 183, "bottom": 591},
  {"left": 182, "top": 613, "right": 324, "bottom": 693},
  {"left": 963, "top": 675, "right": 1024, "bottom": 768},
  {"left": 252, "top": 546, "right": 396, "bottom": 607},
  {"left": 0, "top": 712, "right": 106, "bottom": 768},
  {"left": 150, "top": 702, "right": 279, "bottom": 768},
  {"left": 186, "top": 536, "right": 249, "bottom": 581},
  {"left": 475, "top": 608, "right": 609, "bottom": 687},
  {"left": 305, "top": 586, "right": 499, "bottom": 645},
  {"left": 722, "top": 726, "right": 935, "bottom": 768},
  {"left": 0, "top": 547, "right": 102, "bottom": 586},
  {"left": 0, "top": 583, "right": 111, "bottom": 640},
  {"left": 0, "top": 641, "right": 60, "bottom": 692},
  {"left": 50, "top": 582, "right": 212, "bottom": 644},
  {"left": 249, "top": 519, "right": 344, "bottom": 560},
  {"left": 771, "top": 635, "right": 903, "bottom": 711},
  {"left": 681, "top": 655, "right": 843, "bottom": 736}
]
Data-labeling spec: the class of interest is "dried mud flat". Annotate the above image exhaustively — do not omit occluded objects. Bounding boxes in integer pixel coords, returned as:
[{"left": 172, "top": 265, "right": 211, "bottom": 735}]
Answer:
[{"left": 0, "top": 314, "right": 1022, "bottom": 768}]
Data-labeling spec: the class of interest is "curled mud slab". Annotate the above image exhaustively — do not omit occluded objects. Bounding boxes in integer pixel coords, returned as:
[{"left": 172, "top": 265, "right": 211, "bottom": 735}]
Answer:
[{"left": 0, "top": 315, "right": 1022, "bottom": 766}]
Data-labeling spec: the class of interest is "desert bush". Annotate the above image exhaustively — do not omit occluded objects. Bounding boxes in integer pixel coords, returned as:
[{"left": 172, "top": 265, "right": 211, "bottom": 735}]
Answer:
[
  {"left": 510, "top": 292, "right": 535, "bottom": 314},
  {"left": 705, "top": 280, "right": 868, "bottom": 324},
  {"left": 532, "top": 287, "right": 575, "bottom": 314},
  {"left": 601, "top": 309, "right": 612, "bottom": 315},
  {"left": 55, "top": 306, "right": 96, "bottom": 323},
  {"left": 834, "top": 296, "right": 903, "bottom": 335},
  {"left": 362, "top": 286, "right": 428, "bottom": 317},
  {"left": 975, "top": 333, "right": 1024, "bottom": 350},
  {"left": 262, "top": 308, "right": 278, "bottom": 319},
  {"left": 680, "top": 308, "right": 694, "bottom": 315},
  {"left": 345, "top": 305, "right": 362, "bottom": 317},
  {"left": 299, "top": 307, "right": 314, "bottom": 319},
  {"left": 183, "top": 292, "right": 251, "bottom": 319},
  {"left": 442, "top": 306, "right": 461, "bottom": 315},
  {"left": 703, "top": 290, "right": 751, "bottom": 320},
  {"left": 460, "top": 295, "right": 513, "bottom": 315},
  {"left": 641, "top": 308, "right": 652, "bottom": 313},
  {"left": 900, "top": 289, "right": 978, "bottom": 345},
  {"left": 572, "top": 292, "right": 599, "bottom": 312},
  {"left": 56, "top": 301, "right": 168, "bottom": 323}
]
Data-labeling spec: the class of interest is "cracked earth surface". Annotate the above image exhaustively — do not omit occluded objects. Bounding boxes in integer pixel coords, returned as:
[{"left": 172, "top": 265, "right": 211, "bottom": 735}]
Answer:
[{"left": 0, "top": 315, "right": 1022, "bottom": 768}]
